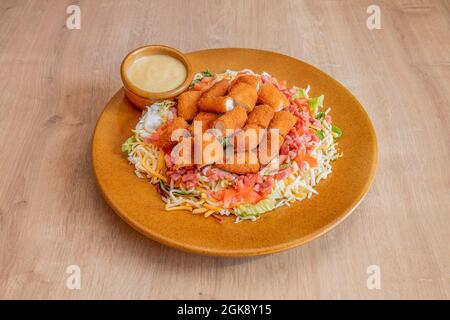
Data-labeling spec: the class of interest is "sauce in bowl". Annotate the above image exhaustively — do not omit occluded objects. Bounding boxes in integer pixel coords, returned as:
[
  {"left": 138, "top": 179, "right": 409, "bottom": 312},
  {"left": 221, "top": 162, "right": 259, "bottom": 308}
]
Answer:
[
  {"left": 121, "top": 45, "right": 193, "bottom": 109},
  {"left": 126, "top": 54, "right": 187, "bottom": 93}
]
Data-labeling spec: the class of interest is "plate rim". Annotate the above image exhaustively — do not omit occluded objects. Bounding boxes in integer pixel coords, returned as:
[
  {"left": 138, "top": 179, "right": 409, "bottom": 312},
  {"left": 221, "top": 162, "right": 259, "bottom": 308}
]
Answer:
[{"left": 91, "top": 48, "right": 379, "bottom": 257}]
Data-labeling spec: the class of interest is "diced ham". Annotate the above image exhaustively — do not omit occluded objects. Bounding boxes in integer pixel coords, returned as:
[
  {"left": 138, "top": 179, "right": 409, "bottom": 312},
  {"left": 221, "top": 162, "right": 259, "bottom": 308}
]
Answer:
[
  {"left": 274, "top": 169, "right": 290, "bottom": 180},
  {"left": 167, "top": 167, "right": 199, "bottom": 188}
]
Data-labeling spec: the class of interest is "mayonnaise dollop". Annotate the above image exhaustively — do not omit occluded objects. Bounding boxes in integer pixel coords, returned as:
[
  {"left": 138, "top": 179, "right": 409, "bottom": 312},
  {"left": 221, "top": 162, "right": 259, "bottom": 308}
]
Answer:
[{"left": 144, "top": 106, "right": 163, "bottom": 132}]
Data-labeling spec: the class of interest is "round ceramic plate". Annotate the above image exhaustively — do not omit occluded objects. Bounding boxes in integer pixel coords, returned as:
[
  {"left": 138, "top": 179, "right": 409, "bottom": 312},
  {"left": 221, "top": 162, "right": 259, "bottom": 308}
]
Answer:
[{"left": 92, "top": 48, "right": 378, "bottom": 257}]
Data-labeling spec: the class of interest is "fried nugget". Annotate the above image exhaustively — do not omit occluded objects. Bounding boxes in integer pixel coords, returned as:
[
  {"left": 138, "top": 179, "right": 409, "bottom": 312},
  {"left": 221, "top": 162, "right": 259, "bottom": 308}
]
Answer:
[
  {"left": 177, "top": 90, "right": 201, "bottom": 121},
  {"left": 154, "top": 117, "right": 190, "bottom": 150},
  {"left": 258, "top": 83, "right": 289, "bottom": 111},
  {"left": 213, "top": 106, "right": 248, "bottom": 136},
  {"left": 198, "top": 96, "right": 235, "bottom": 113},
  {"left": 231, "top": 123, "right": 266, "bottom": 153},
  {"left": 194, "top": 132, "right": 224, "bottom": 167},
  {"left": 171, "top": 137, "right": 194, "bottom": 168},
  {"left": 228, "top": 82, "right": 258, "bottom": 112},
  {"left": 232, "top": 74, "right": 262, "bottom": 91},
  {"left": 189, "top": 112, "right": 219, "bottom": 134},
  {"left": 258, "top": 130, "right": 284, "bottom": 166},
  {"left": 246, "top": 104, "right": 275, "bottom": 128},
  {"left": 268, "top": 111, "right": 297, "bottom": 136},
  {"left": 201, "top": 79, "right": 229, "bottom": 98},
  {"left": 215, "top": 150, "right": 260, "bottom": 174}
]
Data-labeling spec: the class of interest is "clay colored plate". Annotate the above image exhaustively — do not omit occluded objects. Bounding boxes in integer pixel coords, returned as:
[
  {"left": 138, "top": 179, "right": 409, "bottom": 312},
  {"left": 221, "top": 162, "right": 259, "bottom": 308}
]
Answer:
[{"left": 92, "top": 48, "right": 378, "bottom": 257}]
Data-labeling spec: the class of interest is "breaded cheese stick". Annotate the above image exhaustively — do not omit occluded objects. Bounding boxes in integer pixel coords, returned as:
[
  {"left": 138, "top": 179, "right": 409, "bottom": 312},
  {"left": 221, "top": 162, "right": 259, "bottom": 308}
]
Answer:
[
  {"left": 268, "top": 111, "right": 297, "bottom": 136},
  {"left": 177, "top": 90, "right": 202, "bottom": 121},
  {"left": 213, "top": 106, "right": 248, "bottom": 136},
  {"left": 258, "top": 83, "right": 289, "bottom": 111},
  {"left": 215, "top": 150, "right": 260, "bottom": 174},
  {"left": 171, "top": 136, "right": 194, "bottom": 168},
  {"left": 246, "top": 104, "right": 275, "bottom": 128},
  {"left": 232, "top": 74, "right": 261, "bottom": 91},
  {"left": 258, "top": 130, "right": 285, "bottom": 166},
  {"left": 228, "top": 82, "right": 258, "bottom": 112},
  {"left": 231, "top": 123, "right": 266, "bottom": 153},
  {"left": 189, "top": 112, "right": 219, "bottom": 134},
  {"left": 198, "top": 96, "right": 235, "bottom": 113},
  {"left": 192, "top": 133, "right": 223, "bottom": 167},
  {"left": 201, "top": 79, "right": 229, "bottom": 98},
  {"left": 154, "top": 117, "right": 190, "bottom": 150}
]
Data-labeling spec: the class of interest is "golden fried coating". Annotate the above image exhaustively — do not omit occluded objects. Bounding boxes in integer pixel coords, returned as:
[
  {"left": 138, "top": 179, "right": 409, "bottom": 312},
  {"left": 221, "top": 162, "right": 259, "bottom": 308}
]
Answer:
[
  {"left": 154, "top": 117, "right": 190, "bottom": 150},
  {"left": 189, "top": 112, "right": 219, "bottom": 134},
  {"left": 171, "top": 137, "right": 195, "bottom": 168},
  {"left": 198, "top": 96, "right": 235, "bottom": 113},
  {"left": 201, "top": 79, "right": 229, "bottom": 98},
  {"left": 231, "top": 123, "right": 266, "bottom": 153},
  {"left": 177, "top": 90, "right": 202, "bottom": 121},
  {"left": 232, "top": 74, "right": 261, "bottom": 90},
  {"left": 258, "top": 83, "right": 289, "bottom": 111},
  {"left": 213, "top": 106, "right": 248, "bottom": 136},
  {"left": 246, "top": 104, "right": 275, "bottom": 128},
  {"left": 258, "top": 130, "right": 284, "bottom": 166},
  {"left": 228, "top": 82, "right": 258, "bottom": 112},
  {"left": 215, "top": 150, "right": 260, "bottom": 174},
  {"left": 190, "top": 133, "right": 223, "bottom": 167},
  {"left": 268, "top": 111, "right": 297, "bottom": 136}
]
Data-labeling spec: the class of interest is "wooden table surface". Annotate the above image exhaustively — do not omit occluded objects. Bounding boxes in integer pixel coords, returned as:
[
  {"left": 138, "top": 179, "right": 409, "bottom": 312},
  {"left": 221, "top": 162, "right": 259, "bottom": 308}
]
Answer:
[{"left": 0, "top": 0, "right": 448, "bottom": 300}]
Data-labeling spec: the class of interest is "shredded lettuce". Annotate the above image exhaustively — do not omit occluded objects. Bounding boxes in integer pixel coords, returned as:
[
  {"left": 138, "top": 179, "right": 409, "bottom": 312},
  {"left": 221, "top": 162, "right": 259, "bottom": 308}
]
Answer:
[
  {"left": 189, "top": 70, "right": 215, "bottom": 88},
  {"left": 234, "top": 197, "right": 277, "bottom": 218},
  {"left": 332, "top": 125, "right": 342, "bottom": 139},
  {"left": 314, "top": 129, "right": 325, "bottom": 140},
  {"left": 315, "top": 112, "right": 325, "bottom": 120},
  {"left": 218, "top": 179, "right": 230, "bottom": 189},
  {"left": 234, "top": 184, "right": 286, "bottom": 218},
  {"left": 154, "top": 99, "right": 176, "bottom": 109},
  {"left": 291, "top": 86, "right": 307, "bottom": 101},
  {"left": 159, "top": 181, "right": 169, "bottom": 193},
  {"left": 308, "top": 95, "right": 324, "bottom": 115},
  {"left": 279, "top": 162, "right": 291, "bottom": 170},
  {"left": 121, "top": 136, "right": 137, "bottom": 154}
]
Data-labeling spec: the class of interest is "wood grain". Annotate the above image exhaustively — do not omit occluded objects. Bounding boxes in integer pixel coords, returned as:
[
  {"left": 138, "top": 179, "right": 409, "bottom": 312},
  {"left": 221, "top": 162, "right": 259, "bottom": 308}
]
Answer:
[{"left": 0, "top": 0, "right": 448, "bottom": 299}]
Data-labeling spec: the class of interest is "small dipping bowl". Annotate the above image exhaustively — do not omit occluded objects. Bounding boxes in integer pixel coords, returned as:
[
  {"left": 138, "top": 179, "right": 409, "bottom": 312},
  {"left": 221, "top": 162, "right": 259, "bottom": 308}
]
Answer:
[{"left": 120, "top": 45, "right": 193, "bottom": 109}]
